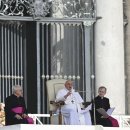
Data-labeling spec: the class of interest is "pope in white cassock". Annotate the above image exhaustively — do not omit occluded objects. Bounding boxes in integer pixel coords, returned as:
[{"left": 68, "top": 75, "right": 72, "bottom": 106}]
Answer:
[{"left": 56, "top": 80, "right": 92, "bottom": 125}]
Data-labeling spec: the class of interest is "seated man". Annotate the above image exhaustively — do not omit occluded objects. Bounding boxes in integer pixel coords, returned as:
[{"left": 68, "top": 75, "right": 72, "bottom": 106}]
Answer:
[
  {"left": 91, "top": 86, "right": 119, "bottom": 127},
  {"left": 5, "top": 85, "right": 34, "bottom": 125},
  {"left": 56, "top": 80, "right": 92, "bottom": 125}
]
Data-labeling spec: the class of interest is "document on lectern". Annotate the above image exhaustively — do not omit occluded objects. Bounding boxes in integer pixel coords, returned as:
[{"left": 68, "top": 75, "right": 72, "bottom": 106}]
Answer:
[{"left": 96, "top": 107, "right": 115, "bottom": 118}]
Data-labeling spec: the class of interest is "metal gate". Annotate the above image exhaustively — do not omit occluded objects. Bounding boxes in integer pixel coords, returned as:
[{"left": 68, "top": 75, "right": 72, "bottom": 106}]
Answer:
[
  {"left": 0, "top": 19, "right": 95, "bottom": 116},
  {"left": 36, "top": 20, "right": 95, "bottom": 115},
  {"left": 0, "top": 21, "right": 26, "bottom": 102}
]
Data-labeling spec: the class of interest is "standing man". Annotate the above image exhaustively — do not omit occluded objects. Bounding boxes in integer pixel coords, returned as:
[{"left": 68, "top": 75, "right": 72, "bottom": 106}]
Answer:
[
  {"left": 5, "top": 85, "right": 33, "bottom": 125},
  {"left": 56, "top": 80, "right": 92, "bottom": 125}
]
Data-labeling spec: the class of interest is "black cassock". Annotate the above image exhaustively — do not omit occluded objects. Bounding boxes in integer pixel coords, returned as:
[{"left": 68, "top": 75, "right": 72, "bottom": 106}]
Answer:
[
  {"left": 91, "top": 96, "right": 113, "bottom": 127},
  {"left": 5, "top": 94, "right": 28, "bottom": 125}
]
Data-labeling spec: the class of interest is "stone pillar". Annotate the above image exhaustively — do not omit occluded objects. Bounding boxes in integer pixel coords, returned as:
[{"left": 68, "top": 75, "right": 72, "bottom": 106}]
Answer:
[
  {"left": 125, "top": 0, "right": 130, "bottom": 114},
  {"left": 95, "top": 0, "right": 125, "bottom": 114}
]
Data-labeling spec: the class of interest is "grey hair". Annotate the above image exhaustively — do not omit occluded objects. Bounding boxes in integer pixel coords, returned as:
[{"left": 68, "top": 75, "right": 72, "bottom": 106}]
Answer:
[{"left": 12, "top": 85, "right": 23, "bottom": 94}]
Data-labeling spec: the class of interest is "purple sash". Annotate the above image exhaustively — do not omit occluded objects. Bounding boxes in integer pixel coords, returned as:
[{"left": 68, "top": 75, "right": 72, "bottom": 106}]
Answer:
[
  {"left": 11, "top": 107, "right": 34, "bottom": 124},
  {"left": 108, "top": 116, "right": 119, "bottom": 127},
  {"left": 11, "top": 107, "right": 23, "bottom": 114},
  {"left": 26, "top": 117, "right": 34, "bottom": 124}
]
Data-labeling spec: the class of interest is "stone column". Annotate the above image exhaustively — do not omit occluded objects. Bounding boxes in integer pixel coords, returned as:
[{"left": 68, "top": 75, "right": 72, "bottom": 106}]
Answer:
[
  {"left": 95, "top": 0, "right": 125, "bottom": 114},
  {"left": 125, "top": 0, "right": 130, "bottom": 114}
]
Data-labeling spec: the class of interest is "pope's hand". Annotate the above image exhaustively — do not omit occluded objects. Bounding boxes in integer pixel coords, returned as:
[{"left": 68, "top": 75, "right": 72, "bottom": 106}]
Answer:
[{"left": 64, "top": 92, "right": 72, "bottom": 99}]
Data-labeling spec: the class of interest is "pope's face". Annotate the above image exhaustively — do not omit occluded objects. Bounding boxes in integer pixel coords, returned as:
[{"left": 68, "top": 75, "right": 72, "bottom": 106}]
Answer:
[{"left": 65, "top": 81, "right": 73, "bottom": 91}]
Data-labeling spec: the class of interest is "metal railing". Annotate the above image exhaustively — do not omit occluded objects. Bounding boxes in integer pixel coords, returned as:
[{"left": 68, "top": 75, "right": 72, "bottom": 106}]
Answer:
[
  {"left": 28, "top": 114, "right": 130, "bottom": 127},
  {"left": 112, "top": 115, "right": 130, "bottom": 128},
  {"left": 28, "top": 114, "right": 50, "bottom": 125}
]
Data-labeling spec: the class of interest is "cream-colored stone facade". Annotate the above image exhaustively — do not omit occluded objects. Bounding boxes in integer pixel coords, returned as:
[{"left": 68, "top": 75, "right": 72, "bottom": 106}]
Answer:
[
  {"left": 95, "top": 0, "right": 125, "bottom": 114},
  {"left": 124, "top": 0, "right": 130, "bottom": 114}
]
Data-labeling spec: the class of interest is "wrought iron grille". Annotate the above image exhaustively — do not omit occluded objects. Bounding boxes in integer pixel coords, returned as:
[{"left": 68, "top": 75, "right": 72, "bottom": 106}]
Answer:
[
  {"left": 0, "top": 0, "right": 96, "bottom": 18},
  {"left": 0, "top": 0, "right": 34, "bottom": 16}
]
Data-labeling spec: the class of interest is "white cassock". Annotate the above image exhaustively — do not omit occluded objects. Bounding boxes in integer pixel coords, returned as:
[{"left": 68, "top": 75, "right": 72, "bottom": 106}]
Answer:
[{"left": 56, "top": 87, "right": 92, "bottom": 125}]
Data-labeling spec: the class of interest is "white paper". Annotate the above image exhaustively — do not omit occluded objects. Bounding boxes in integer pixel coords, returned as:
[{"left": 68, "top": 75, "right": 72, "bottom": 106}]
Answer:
[
  {"left": 96, "top": 107, "right": 115, "bottom": 118},
  {"left": 96, "top": 108, "right": 109, "bottom": 118},
  {"left": 85, "top": 103, "right": 92, "bottom": 111},
  {"left": 80, "top": 104, "right": 92, "bottom": 113},
  {"left": 107, "top": 107, "right": 115, "bottom": 116}
]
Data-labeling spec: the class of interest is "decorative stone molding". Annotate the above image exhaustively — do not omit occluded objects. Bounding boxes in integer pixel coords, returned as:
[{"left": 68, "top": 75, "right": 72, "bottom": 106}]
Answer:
[{"left": 83, "top": 20, "right": 95, "bottom": 26}]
